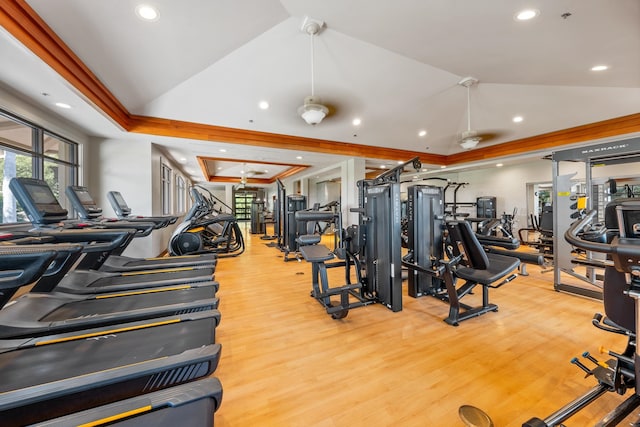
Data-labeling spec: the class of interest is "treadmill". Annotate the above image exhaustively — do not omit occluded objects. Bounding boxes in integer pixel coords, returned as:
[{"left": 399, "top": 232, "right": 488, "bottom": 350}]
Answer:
[
  {"left": 66, "top": 184, "right": 218, "bottom": 272},
  {"left": 108, "top": 189, "right": 179, "bottom": 226},
  {"left": 9, "top": 178, "right": 218, "bottom": 293},
  {"left": 0, "top": 245, "right": 222, "bottom": 426},
  {"left": 31, "top": 378, "right": 223, "bottom": 427},
  {"left": 0, "top": 243, "right": 220, "bottom": 339}
]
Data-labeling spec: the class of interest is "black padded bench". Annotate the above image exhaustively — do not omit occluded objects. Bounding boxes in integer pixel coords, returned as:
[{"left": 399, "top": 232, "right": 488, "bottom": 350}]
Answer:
[{"left": 443, "top": 221, "right": 520, "bottom": 325}]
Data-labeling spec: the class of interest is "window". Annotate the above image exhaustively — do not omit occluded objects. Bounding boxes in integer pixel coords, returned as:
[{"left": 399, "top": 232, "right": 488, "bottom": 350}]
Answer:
[
  {"left": 161, "top": 163, "right": 172, "bottom": 215},
  {"left": 176, "top": 175, "right": 186, "bottom": 213},
  {"left": 0, "top": 110, "right": 78, "bottom": 223}
]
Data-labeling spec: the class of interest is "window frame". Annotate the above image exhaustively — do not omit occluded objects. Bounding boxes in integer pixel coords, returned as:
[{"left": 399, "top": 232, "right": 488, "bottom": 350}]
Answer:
[
  {"left": 161, "top": 163, "right": 172, "bottom": 215},
  {"left": 0, "top": 109, "right": 79, "bottom": 223}
]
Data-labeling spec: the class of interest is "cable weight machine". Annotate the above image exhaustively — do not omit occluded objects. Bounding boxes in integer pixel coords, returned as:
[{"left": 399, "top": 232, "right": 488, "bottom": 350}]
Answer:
[{"left": 349, "top": 157, "right": 422, "bottom": 312}]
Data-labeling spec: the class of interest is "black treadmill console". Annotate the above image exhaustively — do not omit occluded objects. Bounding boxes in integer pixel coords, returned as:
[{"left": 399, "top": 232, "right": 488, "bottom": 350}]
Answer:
[
  {"left": 66, "top": 186, "right": 103, "bottom": 220},
  {"left": 9, "top": 177, "right": 68, "bottom": 224},
  {"left": 107, "top": 191, "right": 131, "bottom": 217}
]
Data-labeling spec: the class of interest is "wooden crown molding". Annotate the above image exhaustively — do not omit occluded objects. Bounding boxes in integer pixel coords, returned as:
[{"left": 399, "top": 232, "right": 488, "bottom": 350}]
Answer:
[
  {"left": 196, "top": 156, "right": 309, "bottom": 184},
  {"left": 1, "top": 1, "right": 638, "bottom": 172}
]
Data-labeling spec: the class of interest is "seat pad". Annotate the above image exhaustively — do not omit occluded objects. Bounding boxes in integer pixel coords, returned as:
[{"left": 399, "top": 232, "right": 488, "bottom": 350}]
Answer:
[
  {"left": 299, "top": 245, "right": 335, "bottom": 262},
  {"left": 455, "top": 253, "right": 520, "bottom": 285}
]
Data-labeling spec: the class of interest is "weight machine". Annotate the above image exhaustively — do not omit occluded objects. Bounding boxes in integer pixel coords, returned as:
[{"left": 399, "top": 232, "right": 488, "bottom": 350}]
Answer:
[
  {"left": 524, "top": 200, "right": 640, "bottom": 426},
  {"left": 552, "top": 138, "right": 640, "bottom": 300},
  {"left": 402, "top": 184, "right": 520, "bottom": 325},
  {"left": 295, "top": 157, "right": 422, "bottom": 317}
]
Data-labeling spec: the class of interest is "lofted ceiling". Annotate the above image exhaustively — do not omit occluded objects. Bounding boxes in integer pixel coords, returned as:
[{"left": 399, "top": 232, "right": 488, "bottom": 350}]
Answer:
[{"left": 0, "top": 0, "right": 638, "bottom": 184}]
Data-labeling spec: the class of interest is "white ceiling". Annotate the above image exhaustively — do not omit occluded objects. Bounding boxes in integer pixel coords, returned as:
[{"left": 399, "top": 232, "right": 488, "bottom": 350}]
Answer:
[{"left": 0, "top": 0, "right": 639, "bottom": 182}]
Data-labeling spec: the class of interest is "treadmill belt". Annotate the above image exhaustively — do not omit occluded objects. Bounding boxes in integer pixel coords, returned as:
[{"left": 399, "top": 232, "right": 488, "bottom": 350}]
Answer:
[
  {"left": 0, "top": 318, "right": 217, "bottom": 392},
  {"left": 41, "top": 286, "right": 216, "bottom": 321}
]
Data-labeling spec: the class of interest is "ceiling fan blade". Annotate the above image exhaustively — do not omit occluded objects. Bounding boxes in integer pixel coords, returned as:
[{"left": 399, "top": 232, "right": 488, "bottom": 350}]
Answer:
[{"left": 474, "top": 130, "right": 509, "bottom": 143}]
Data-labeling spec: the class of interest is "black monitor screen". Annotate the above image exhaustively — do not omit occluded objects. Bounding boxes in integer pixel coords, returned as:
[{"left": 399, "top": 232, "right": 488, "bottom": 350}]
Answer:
[
  {"left": 113, "top": 192, "right": 127, "bottom": 208},
  {"left": 621, "top": 210, "right": 640, "bottom": 238},
  {"left": 25, "top": 183, "right": 58, "bottom": 206},
  {"left": 76, "top": 189, "right": 94, "bottom": 205}
]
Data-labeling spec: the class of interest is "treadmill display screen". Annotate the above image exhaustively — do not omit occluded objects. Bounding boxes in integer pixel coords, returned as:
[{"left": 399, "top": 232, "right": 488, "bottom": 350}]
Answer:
[
  {"left": 113, "top": 192, "right": 127, "bottom": 208},
  {"left": 25, "top": 183, "right": 59, "bottom": 206},
  {"left": 76, "top": 189, "right": 94, "bottom": 205}
]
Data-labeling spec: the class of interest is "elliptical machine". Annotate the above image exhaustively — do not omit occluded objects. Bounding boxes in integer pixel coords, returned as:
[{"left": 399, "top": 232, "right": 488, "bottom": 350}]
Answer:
[
  {"left": 523, "top": 200, "right": 640, "bottom": 426},
  {"left": 168, "top": 185, "right": 245, "bottom": 257}
]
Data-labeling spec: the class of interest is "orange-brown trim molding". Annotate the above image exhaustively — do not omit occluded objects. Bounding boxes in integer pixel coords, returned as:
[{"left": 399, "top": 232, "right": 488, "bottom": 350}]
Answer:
[
  {"left": 129, "top": 115, "right": 445, "bottom": 165},
  {"left": 1, "top": 1, "right": 639, "bottom": 170},
  {"left": 196, "top": 156, "right": 309, "bottom": 184},
  {"left": 0, "top": 1, "right": 130, "bottom": 127},
  {"left": 447, "top": 113, "right": 640, "bottom": 165}
]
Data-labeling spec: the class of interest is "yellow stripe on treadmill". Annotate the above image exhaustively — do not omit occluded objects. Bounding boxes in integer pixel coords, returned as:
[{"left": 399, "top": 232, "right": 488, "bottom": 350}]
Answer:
[
  {"left": 36, "top": 319, "right": 181, "bottom": 346},
  {"left": 95, "top": 285, "right": 191, "bottom": 299},
  {"left": 78, "top": 406, "right": 153, "bottom": 427},
  {"left": 121, "top": 266, "right": 194, "bottom": 276},
  {"left": 146, "top": 254, "right": 202, "bottom": 260},
  {"left": 188, "top": 227, "right": 205, "bottom": 233}
]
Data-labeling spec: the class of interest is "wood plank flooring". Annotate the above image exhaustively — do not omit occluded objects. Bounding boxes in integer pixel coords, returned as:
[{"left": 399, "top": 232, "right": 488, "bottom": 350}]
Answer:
[{"left": 213, "top": 224, "right": 634, "bottom": 426}]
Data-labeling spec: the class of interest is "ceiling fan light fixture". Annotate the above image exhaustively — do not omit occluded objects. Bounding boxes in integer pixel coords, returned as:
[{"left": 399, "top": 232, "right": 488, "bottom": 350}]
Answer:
[
  {"left": 460, "top": 137, "right": 481, "bottom": 150},
  {"left": 299, "top": 17, "right": 329, "bottom": 126},
  {"left": 298, "top": 96, "right": 328, "bottom": 125}
]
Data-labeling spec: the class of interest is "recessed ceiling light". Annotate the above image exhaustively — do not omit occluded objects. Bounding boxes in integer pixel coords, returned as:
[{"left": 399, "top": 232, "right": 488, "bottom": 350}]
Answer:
[
  {"left": 380, "top": 165, "right": 387, "bottom": 169},
  {"left": 512, "top": 115, "right": 523, "bottom": 123},
  {"left": 515, "top": 9, "right": 539, "bottom": 21},
  {"left": 496, "top": 163, "right": 504, "bottom": 167},
  {"left": 352, "top": 118, "right": 362, "bottom": 126},
  {"left": 591, "top": 65, "right": 609, "bottom": 71},
  {"left": 397, "top": 161, "right": 403, "bottom": 165},
  {"left": 264, "top": 169, "right": 269, "bottom": 173},
  {"left": 259, "top": 101, "right": 269, "bottom": 109},
  {"left": 136, "top": 4, "right": 159, "bottom": 21},
  {"left": 55, "top": 102, "right": 71, "bottom": 109},
  {"left": 418, "top": 130, "right": 427, "bottom": 137},
  {"left": 219, "top": 149, "right": 227, "bottom": 153},
  {"left": 178, "top": 157, "right": 187, "bottom": 164},
  {"left": 421, "top": 168, "right": 428, "bottom": 172},
  {"left": 296, "top": 156, "right": 303, "bottom": 160},
  {"left": 440, "top": 165, "right": 446, "bottom": 169}
]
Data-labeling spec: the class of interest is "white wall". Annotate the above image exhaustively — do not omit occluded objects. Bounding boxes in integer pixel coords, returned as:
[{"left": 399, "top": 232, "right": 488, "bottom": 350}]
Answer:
[
  {"left": 88, "top": 138, "right": 194, "bottom": 257},
  {"left": 404, "top": 159, "right": 558, "bottom": 233}
]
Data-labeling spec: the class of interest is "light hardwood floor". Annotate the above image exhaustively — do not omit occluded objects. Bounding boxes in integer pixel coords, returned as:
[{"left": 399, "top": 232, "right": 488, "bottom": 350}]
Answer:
[{"left": 213, "top": 224, "right": 634, "bottom": 426}]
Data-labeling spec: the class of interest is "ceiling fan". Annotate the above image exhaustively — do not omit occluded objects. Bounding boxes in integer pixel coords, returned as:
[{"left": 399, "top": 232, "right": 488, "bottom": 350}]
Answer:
[
  {"left": 457, "top": 77, "right": 504, "bottom": 150},
  {"left": 298, "top": 17, "right": 330, "bottom": 125}
]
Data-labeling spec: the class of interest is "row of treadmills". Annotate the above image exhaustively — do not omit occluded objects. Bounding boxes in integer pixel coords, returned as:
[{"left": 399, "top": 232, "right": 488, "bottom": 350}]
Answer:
[{"left": 0, "top": 177, "right": 223, "bottom": 426}]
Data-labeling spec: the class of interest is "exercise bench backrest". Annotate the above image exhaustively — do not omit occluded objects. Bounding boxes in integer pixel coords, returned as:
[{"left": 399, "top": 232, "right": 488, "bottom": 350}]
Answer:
[
  {"left": 447, "top": 220, "right": 490, "bottom": 270},
  {"left": 539, "top": 205, "right": 553, "bottom": 233},
  {"left": 295, "top": 210, "right": 334, "bottom": 240}
]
